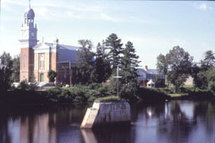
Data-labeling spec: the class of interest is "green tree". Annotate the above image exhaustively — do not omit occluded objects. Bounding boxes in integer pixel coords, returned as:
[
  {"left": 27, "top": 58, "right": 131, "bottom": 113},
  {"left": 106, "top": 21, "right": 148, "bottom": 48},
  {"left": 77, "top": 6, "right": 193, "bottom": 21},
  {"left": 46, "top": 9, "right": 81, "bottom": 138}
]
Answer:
[
  {"left": 11, "top": 55, "right": 20, "bottom": 82},
  {"left": 75, "top": 39, "right": 95, "bottom": 84},
  {"left": 0, "top": 52, "right": 13, "bottom": 95},
  {"left": 166, "top": 46, "right": 193, "bottom": 92},
  {"left": 105, "top": 33, "right": 123, "bottom": 72},
  {"left": 192, "top": 51, "right": 215, "bottom": 89},
  {"left": 156, "top": 54, "right": 168, "bottom": 75},
  {"left": 120, "top": 41, "right": 139, "bottom": 100},
  {"left": 200, "top": 50, "right": 215, "bottom": 71},
  {"left": 48, "top": 70, "right": 57, "bottom": 82},
  {"left": 94, "top": 42, "right": 111, "bottom": 83}
]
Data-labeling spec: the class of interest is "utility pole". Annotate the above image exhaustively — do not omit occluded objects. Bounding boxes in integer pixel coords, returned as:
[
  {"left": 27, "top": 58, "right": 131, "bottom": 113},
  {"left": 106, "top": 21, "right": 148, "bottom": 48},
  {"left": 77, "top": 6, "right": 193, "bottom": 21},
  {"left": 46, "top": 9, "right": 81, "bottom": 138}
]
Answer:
[{"left": 113, "top": 65, "right": 122, "bottom": 97}]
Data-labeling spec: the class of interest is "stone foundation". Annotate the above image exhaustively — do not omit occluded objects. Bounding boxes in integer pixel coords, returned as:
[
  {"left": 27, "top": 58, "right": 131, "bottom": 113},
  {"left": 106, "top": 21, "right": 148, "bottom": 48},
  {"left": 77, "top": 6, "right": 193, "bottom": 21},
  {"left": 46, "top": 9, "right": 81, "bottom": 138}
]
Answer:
[{"left": 81, "top": 101, "right": 131, "bottom": 128}]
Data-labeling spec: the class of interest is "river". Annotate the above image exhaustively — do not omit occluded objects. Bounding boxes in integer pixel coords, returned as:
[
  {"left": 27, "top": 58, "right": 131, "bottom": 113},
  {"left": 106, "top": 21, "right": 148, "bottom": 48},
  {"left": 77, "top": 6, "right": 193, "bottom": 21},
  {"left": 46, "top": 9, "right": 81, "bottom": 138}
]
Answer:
[{"left": 0, "top": 100, "right": 215, "bottom": 143}]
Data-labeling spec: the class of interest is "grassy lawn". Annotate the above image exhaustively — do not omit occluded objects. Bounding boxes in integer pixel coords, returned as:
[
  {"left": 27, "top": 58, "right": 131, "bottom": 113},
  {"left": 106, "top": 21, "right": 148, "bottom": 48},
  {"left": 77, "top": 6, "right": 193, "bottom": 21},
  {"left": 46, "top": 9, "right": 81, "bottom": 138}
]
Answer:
[{"left": 168, "top": 93, "right": 189, "bottom": 97}]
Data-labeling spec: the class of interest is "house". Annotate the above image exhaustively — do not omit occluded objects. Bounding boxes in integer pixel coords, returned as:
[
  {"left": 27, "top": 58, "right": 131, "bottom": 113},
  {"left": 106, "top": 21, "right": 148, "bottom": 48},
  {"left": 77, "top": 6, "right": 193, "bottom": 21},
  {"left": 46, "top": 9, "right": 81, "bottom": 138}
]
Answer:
[
  {"left": 137, "top": 66, "right": 165, "bottom": 87},
  {"left": 19, "top": 5, "right": 80, "bottom": 85}
]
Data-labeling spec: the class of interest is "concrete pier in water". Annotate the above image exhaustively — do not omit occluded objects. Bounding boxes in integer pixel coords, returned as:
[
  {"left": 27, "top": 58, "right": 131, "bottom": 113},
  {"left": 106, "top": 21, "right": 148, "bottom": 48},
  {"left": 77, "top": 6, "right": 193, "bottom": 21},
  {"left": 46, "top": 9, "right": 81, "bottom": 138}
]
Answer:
[{"left": 81, "top": 100, "right": 131, "bottom": 128}]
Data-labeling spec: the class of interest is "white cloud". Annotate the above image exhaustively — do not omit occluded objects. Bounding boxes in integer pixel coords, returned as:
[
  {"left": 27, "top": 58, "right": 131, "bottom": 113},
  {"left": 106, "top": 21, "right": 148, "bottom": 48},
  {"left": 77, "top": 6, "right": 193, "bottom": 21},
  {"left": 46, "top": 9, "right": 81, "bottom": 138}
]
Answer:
[
  {"left": 194, "top": 3, "right": 213, "bottom": 11},
  {"left": 100, "top": 13, "right": 120, "bottom": 23},
  {"left": 34, "top": 7, "right": 48, "bottom": 16}
]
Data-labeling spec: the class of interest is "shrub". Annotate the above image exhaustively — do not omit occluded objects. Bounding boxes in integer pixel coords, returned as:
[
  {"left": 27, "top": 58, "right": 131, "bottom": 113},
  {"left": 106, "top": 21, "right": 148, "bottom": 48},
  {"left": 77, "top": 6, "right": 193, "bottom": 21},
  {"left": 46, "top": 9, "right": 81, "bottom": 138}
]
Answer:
[
  {"left": 17, "top": 81, "right": 38, "bottom": 91},
  {"left": 137, "top": 87, "right": 170, "bottom": 102}
]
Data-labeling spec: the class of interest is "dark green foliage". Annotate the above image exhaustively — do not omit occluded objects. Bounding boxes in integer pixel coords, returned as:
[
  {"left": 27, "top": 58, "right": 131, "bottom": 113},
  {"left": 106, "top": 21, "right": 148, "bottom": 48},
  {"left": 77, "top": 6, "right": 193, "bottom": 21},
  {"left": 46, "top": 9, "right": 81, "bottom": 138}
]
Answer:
[
  {"left": 156, "top": 54, "right": 168, "bottom": 75},
  {"left": 136, "top": 87, "right": 170, "bottom": 102},
  {"left": 155, "top": 78, "right": 165, "bottom": 88},
  {"left": 165, "top": 46, "right": 193, "bottom": 92},
  {"left": 200, "top": 50, "right": 215, "bottom": 71},
  {"left": 0, "top": 52, "right": 13, "bottom": 95},
  {"left": 179, "top": 86, "right": 214, "bottom": 99},
  {"left": 193, "top": 50, "right": 215, "bottom": 89},
  {"left": 193, "top": 67, "right": 215, "bottom": 91},
  {"left": 48, "top": 70, "right": 57, "bottom": 82},
  {"left": 120, "top": 41, "right": 139, "bottom": 100},
  {"left": 94, "top": 43, "right": 111, "bottom": 83},
  {"left": 46, "top": 83, "right": 112, "bottom": 103},
  {"left": 11, "top": 55, "right": 20, "bottom": 82},
  {"left": 121, "top": 41, "right": 139, "bottom": 84},
  {"left": 75, "top": 39, "right": 95, "bottom": 84},
  {"left": 105, "top": 33, "right": 123, "bottom": 71},
  {"left": 17, "top": 80, "right": 37, "bottom": 91}
]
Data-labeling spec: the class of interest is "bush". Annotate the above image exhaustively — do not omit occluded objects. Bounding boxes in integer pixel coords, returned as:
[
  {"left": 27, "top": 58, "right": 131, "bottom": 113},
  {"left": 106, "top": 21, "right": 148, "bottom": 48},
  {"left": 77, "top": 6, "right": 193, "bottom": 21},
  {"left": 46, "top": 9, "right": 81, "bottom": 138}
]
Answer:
[
  {"left": 46, "top": 84, "right": 108, "bottom": 103},
  {"left": 137, "top": 87, "right": 170, "bottom": 102},
  {"left": 17, "top": 81, "right": 38, "bottom": 91}
]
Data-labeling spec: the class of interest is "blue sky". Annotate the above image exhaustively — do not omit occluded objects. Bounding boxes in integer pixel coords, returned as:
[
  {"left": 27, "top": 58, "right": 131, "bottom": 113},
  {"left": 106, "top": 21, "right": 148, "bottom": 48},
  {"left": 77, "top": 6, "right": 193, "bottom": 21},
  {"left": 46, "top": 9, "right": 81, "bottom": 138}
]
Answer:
[{"left": 0, "top": 0, "right": 215, "bottom": 68}]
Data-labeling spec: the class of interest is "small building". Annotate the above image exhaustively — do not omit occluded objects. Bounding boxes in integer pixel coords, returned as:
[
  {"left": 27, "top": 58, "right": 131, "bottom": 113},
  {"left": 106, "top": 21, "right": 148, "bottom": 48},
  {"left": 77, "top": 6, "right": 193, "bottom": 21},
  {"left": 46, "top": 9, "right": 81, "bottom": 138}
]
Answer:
[
  {"left": 147, "top": 79, "right": 155, "bottom": 88},
  {"left": 137, "top": 65, "right": 165, "bottom": 87}
]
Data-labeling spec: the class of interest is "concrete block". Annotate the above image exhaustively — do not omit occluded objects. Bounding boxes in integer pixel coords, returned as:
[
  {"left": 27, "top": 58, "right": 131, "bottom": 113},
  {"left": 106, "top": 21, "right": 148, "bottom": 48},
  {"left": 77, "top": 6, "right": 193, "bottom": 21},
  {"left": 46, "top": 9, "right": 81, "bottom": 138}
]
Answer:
[{"left": 81, "top": 101, "right": 131, "bottom": 128}]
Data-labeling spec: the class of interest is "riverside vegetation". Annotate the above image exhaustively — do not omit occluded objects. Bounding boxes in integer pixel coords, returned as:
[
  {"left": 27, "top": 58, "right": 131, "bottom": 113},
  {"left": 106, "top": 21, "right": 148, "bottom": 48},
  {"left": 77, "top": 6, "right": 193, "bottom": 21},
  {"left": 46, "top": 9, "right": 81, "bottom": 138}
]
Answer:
[{"left": 0, "top": 34, "right": 215, "bottom": 107}]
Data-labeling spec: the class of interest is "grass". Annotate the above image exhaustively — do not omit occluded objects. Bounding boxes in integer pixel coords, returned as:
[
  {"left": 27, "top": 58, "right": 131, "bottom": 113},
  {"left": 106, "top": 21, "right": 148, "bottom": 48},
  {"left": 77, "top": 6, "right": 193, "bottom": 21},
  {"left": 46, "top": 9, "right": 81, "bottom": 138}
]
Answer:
[
  {"left": 96, "top": 96, "right": 123, "bottom": 102},
  {"left": 168, "top": 93, "right": 189, "bottom": 97}
]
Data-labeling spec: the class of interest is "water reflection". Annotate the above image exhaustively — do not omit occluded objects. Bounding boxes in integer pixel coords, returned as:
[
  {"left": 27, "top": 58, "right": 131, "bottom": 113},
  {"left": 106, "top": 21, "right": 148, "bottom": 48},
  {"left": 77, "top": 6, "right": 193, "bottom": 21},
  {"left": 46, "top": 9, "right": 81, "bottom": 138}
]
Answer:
[
  {"left": 81, "top": 127, "right": 134, "bottom": 143},
  {"left": 0, "top": 106, "right": 86, "bottom": 143},
  {"left": 0, "top": 101, "right": 215, "bottom": 143}
]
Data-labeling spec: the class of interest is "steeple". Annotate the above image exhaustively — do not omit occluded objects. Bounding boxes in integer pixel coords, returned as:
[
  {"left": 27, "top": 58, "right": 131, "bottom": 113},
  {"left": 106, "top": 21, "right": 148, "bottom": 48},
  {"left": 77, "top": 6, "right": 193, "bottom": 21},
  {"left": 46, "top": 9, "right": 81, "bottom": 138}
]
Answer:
[
  {"left": 19, "top": 0, "right": 37, "bottom": 82},
  {"left": 19, "top": 0, "right": 37, "bottom": 48}
]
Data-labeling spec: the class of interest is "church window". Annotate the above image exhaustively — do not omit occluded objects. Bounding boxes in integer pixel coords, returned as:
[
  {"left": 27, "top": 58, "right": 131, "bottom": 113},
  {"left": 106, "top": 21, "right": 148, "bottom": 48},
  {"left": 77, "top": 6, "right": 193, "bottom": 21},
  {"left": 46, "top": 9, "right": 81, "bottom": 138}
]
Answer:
[
  {"left": 40, "top": 54, "right": 45, "bottom": 69},
  {"left": 23, "top": 55, "right": 26, "bottom": 68},
  {"left": 40, "top": 73, "right": 44, "bottom": 82}
]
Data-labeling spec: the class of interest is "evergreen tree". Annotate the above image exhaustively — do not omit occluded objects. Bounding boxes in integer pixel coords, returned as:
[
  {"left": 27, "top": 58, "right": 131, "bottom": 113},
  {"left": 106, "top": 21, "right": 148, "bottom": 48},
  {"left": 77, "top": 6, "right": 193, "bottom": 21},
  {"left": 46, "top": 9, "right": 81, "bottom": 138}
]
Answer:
[
  {"left": 75, "top": 39, "right": 95, "bottom": 84},
  {"left": 120, "top": 41, "right": 139, "bottom": 100},
  {"left": 94, "top": 42, "right": 111, "bottom": 83},
  {"left": 11, "top": 55, "right": 20, "bottom": 82},
  {"left": 105, "top": 33, "right": 123, "bottom": 72},
  {"left": 0, "top": 52, "right": 13, "bottom": 95}
]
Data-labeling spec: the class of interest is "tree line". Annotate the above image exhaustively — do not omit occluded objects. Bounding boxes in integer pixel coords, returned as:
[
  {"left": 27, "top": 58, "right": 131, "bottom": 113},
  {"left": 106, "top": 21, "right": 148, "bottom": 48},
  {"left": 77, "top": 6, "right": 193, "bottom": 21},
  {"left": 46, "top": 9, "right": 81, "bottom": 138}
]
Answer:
[{"left": 156, "top": 46, "right": 215, "bottom": 93}]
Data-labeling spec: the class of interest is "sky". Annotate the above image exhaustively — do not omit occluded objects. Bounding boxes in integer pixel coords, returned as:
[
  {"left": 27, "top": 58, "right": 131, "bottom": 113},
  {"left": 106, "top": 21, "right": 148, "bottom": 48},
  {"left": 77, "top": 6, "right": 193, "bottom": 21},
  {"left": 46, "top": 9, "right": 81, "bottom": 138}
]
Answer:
[{"left": 0, "top": 0, "right": 215, "bottom": 68}]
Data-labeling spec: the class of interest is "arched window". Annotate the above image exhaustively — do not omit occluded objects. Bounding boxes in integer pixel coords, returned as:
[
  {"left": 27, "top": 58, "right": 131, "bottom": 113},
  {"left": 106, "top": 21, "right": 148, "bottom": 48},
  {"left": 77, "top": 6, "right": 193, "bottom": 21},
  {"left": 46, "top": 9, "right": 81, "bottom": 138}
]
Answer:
[{"left": 40, "top": 54, "right": 44, "bottom": 69}]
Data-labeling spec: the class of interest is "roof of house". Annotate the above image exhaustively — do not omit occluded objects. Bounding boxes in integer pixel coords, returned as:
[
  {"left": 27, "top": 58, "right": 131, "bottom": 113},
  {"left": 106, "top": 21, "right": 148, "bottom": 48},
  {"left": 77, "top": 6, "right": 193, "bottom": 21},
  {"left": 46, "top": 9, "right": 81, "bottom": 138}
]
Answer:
[{"left": 137, "top": 68, "right": 165, "bottom": 80}]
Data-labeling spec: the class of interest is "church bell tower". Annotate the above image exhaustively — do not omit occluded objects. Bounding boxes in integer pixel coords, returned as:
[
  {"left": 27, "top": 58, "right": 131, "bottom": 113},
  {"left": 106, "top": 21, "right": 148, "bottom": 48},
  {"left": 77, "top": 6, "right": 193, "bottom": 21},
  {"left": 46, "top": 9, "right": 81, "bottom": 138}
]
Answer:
[{"left": 19, "top": 1, "right": 38, "bottom": 82}]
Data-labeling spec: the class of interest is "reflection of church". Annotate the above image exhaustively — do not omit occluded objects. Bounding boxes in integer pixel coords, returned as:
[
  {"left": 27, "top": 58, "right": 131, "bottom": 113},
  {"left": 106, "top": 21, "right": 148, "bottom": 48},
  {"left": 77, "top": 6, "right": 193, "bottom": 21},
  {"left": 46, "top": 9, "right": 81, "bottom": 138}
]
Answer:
[{"left": 19, "top": 4, "right": 80, "bottom": 84}]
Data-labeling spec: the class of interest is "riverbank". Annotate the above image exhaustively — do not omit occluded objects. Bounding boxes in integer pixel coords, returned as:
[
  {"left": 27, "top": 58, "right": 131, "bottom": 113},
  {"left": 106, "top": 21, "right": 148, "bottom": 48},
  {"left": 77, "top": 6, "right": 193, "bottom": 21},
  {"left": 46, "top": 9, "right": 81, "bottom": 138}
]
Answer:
[{"left": 0, "top": 86, "right": 214, "bottom": 108}]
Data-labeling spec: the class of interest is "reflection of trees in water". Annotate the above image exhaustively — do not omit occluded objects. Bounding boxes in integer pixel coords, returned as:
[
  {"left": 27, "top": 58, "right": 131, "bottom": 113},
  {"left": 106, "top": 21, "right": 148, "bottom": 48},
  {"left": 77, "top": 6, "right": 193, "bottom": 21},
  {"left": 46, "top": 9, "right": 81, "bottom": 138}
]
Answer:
[
  {"left": 157, "top": 101, "right": 196, "bottom": 143},
  {"left": 194, "top": 101, "right": 215, "bottom": 136},
  {"left": 0, "top": 106, "right": 87, "bottom": 143},
  {"left": 135, "top": 103, "right": 166, "bottom": 122},
  {"left": 0, "top": 115, "right": 11, "bottom": 143},
  {"left": 82, "top": 127, "right": 134, "bottom": 143}
]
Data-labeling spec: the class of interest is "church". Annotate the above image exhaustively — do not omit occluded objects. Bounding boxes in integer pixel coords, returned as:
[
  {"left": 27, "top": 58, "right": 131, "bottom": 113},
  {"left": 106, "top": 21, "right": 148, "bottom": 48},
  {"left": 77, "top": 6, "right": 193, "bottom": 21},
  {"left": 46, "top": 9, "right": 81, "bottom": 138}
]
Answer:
[{"left": 19, "top": 5, "right": 80, "bottom": 84}]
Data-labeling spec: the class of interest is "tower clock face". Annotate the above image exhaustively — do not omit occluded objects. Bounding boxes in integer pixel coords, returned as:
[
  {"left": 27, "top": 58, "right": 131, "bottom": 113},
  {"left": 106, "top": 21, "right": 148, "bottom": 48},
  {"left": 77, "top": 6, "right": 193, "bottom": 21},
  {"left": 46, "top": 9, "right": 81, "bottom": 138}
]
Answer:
[{"left": 31, "top": 32, "right": 35, "bottom": 38}]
